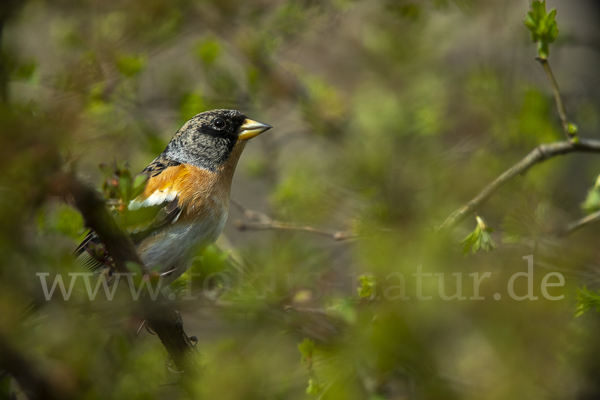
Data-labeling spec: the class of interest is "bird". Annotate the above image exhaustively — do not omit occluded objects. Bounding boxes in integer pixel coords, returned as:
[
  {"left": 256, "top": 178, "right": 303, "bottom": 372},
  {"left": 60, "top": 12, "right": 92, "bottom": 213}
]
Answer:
[{"left": 74, "top": 109, "right": 272, "bottom": 286}]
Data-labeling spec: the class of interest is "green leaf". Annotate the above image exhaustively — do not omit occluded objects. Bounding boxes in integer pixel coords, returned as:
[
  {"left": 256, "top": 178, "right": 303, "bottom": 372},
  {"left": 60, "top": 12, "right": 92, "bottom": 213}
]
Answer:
[
  {"left": 524, "top": 1, "right": 559, "bottom": 59},
  {"left": 334, "top": 298, "right": 358, "bottom": 325},
  {"left": 180, "top": 92, "right": 205, "bottom": 122},
  {"left": 99, "top": 162, "right": 115, "bottom": 177},
  {"left": 298, "top": 338, "right": 315, "bottom": 364},
  {"left": 460, "top": 216, "right": 497, "bottom": 255},
  {"left": 125, "top": 261, "right": 146, "bottom": 278},
  {"left": 306, "top": 378, "right": 324, "bottom": 396},
  {"left": 567, "top": 122, "right": 579, "bottom": 135},
  {"left": 132, "top": 173, "right": 149, "bottom": 199},
  {"left": 582, "top": 175, "right": 600, "bottom": 214},
  {"left": 194, "top": 38, "right": 221, "bottom": 66},
  {"left": 575, "top": 287, "right": 600, "bottom": 317},
  {"left": 37, "top": 204, "right": 85, "bottom": 240},
  {"left": 357, "top": 274, "right": 376, "bottom": 298},
  {"left": 118, "top": 169, "right": 133, "bottom": 203},
  {"left": 13, "top": 59, "right": 37, "bottom": 81},
  {"left": 198, "top": 244, "right": 229, "bottom": 274},
  {"left": 116, "top": 54, "right": 146, "bottom": 77}
]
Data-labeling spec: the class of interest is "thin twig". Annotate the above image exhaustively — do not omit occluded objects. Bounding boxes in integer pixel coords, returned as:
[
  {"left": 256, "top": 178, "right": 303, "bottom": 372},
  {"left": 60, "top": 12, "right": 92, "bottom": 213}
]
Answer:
[
  {"left": 233, "top": 220, "right": 355, "bottom": 241},
  {"left": 536, "top": 57, "right": 575, "bottom": 141},
  {"left": 560, "top": 210, "right": 600, "bottom": 236},
  {"left": 436, "top": 138, "right": 600, "bottom": 232},
  {"left": 231, "top": 200, "right": 356, "bottom": 241}
]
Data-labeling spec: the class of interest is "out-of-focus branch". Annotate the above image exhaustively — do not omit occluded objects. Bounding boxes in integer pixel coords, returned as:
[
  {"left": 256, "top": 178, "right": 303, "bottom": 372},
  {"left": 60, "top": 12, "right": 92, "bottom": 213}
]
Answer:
[
  {"left": 139, "top": 301, "right": 199, "bottom": 382},
  {"left": 560, "top": 210, "right": 600, "bottom": 236},
  {"left": 50, "top": 174, "right": 149, "bottom": 275},
  {"left": 436, "top": 138, "right": 600, "bottom": 232},
  {"left": 50, "top": 173, "right": 199, "bottom": 386},
  {"left": 0, "top": 0, "right": 27, "bottom": 103},
  {"left": 0, "top": 17, "right": 7, "bottom": 104},
  {"left": 231, "top": 200, "right": 355, "bottom": 241},
  {"left": 536, "top": 57, "right": 576, "bottom": 142},
  {"left": 0, "top": 331, "right": 72, "bottom": 400}
]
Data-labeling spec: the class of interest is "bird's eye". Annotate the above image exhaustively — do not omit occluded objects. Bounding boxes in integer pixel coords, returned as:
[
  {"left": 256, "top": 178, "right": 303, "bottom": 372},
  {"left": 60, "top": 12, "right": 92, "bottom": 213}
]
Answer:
[{"left": 213, "top": 118, "right": 226, "bottom": 129}]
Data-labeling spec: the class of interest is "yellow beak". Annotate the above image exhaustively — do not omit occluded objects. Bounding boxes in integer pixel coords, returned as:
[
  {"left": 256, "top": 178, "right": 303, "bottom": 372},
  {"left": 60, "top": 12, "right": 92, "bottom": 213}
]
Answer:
[{"left": 238, "top": 118, "right": 272, "bottom": 141}]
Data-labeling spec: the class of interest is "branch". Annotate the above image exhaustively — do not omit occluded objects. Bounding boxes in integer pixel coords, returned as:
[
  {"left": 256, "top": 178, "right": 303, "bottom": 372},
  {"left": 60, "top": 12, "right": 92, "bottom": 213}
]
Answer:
[
  {"left": 436, "top": 138, "right": 600, "bottom": 231},
  {"left": 0, "top": 0, "right": 27, "bottom": 104},
  {"left": 231, "top": 200, "right": 356, "bottom": 241},
  {"left": 50, "top": 173, "right": 200, "bottom": 386},
  {"left": 50, "top": 174, "right": 148, "bottom": 275},
  {"left": 560, "top": 210, "right": 600, "bottom": 236},
  {"left": 537, "top": 57, "right": 576, "bottom": 141}
]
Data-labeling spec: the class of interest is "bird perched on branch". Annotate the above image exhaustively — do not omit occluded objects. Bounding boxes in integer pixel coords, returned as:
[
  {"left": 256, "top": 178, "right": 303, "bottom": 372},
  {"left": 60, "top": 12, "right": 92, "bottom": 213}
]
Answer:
[{"left": 75, "top": 109, "right": 272, "bottom": 285}]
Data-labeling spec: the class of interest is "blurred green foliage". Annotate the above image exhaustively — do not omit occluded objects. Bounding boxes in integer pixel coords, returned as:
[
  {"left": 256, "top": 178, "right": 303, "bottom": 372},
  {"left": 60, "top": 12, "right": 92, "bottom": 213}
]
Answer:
[
  {"left": 36, "top": 203, "right": 85, "bottom": 241},
  {"left": 2, "top": 0, "right": 600, "bottom": 399},
  {"left": 115, "top": 53, "right": 147, "bottom": 77}
]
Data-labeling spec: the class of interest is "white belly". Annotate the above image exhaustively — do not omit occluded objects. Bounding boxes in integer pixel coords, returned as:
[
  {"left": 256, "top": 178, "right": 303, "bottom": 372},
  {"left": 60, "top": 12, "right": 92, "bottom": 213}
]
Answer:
[{"left": 139, "top": 210, "right": 228, "bottom": 285}]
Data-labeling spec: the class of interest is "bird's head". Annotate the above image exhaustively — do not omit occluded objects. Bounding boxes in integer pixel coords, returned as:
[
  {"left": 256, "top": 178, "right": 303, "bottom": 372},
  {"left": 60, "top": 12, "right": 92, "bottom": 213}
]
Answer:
[{"left": 164, "top": 109, "right": 272, "bottom": 171}]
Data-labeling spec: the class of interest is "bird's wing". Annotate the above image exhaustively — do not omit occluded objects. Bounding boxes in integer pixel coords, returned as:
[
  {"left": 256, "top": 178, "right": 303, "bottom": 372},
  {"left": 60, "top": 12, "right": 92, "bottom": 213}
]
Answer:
[
  {"left": 74, "top": 230, "right": 108, "bottom": 271},
  {"left": 126, "top": 160, "right": 189, "bottom": 238},
  {"left": 142, "top": 154, "right": 182, "bottom": 178},
  {"left": 75, "top": 156, "right": 187, "bottom": 272}
]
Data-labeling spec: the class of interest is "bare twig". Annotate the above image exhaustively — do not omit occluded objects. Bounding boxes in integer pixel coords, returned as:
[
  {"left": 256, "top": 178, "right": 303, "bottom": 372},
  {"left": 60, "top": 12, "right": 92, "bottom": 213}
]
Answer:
[
  {"left": 436, "top": 138, "right": 600, "bottom": 232},
  {"left": 536, "top": 57, "right": 576, "bottom": 141},
  {"left": 560, "top": 210, "right": 600, "bottom": 236},
  {"left": 50, "top": 173, "right": 200, "bottom": 386},
  {"left": 233, "top": 220, "right": 355, "bottom": 241},
  {"left": 231, "top": 200, "right": 356, "bottom": 241}
]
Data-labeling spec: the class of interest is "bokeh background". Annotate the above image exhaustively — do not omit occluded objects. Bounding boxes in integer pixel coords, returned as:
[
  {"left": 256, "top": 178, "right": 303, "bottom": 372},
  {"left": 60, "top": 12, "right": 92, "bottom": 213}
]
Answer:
[{"left": 2, "top": 0, "right": 600, "bottom": 399}]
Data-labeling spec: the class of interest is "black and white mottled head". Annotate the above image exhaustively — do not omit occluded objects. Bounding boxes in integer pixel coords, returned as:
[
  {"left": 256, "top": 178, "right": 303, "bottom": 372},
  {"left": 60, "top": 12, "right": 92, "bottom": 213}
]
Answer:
[{"left": 164, "top": 109, "right": 271, "bottom": 171}]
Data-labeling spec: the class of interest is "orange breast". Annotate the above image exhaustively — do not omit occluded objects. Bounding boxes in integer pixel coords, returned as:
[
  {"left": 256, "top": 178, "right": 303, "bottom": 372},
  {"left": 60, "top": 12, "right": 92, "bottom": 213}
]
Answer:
[{"left": 138, "top": 140, "right": 247, "bottom": 223}]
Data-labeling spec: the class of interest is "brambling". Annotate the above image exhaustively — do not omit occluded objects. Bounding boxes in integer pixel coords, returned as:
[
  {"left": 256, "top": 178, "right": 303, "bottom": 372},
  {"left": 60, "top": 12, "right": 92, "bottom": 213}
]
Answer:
[{"left": 75, "top": 109, "right": 271, "bottom": 284}]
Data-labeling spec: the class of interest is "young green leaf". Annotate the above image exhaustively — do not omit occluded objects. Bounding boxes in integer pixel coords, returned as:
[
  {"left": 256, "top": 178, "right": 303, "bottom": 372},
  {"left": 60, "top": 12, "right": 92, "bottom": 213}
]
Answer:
[
  {"left": 460, "top": 215, "right": 497, "bottom": 255},
  {"left": 582, "top": 175, "right": 600, "bottom": 214},
  {"left": 524, "top": 1, "right": 559, "bottom": 59},
  {"left": 575, "top": 287, "right": 600, "bottom": 317},
  {"left": 306, "top": 378, "right": 323, "bottom": 396},
  {"left": 298, "top": 338, "right": 315, "bottom": 365},
  {"left": 357, "top": 274, "right": 377, "bottom": 298}
]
